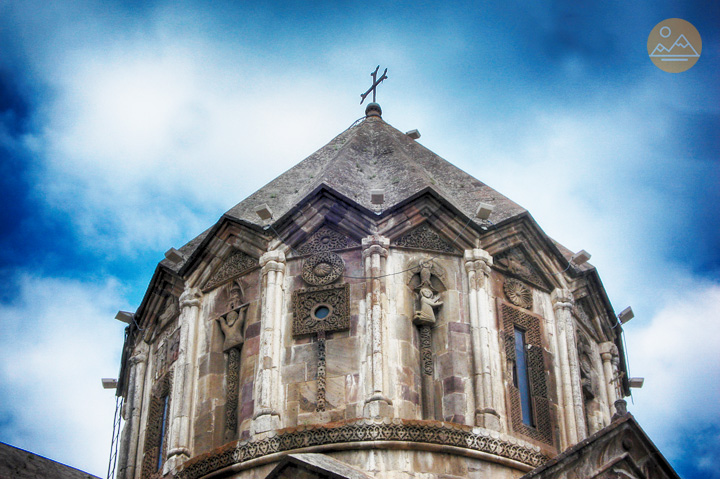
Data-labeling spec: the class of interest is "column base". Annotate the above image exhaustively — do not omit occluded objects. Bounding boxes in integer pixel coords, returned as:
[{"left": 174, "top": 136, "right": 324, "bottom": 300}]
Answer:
[
  {"left": 364, "top": 394, "right": 393, "bottom": 418},
  {"left": 475, "top": 408, "right": 501, "bottom": 430},
  {"left": 165, "top": 448, "right": 190, "bottom": 474},
  {"left": 252, "top": 411, "right": 281, "bottom": 434}
]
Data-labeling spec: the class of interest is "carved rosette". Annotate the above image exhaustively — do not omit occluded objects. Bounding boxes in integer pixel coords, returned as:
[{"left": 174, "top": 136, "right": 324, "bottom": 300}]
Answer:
[
  {"left": 301, "top": 252, "right": 344, "bottom": 286},
  {"left": 504, "top": 278, "right": 533, "bottom": 310},
  {"left": 292, "top": 283, "right": 350, "bottom": 336}
]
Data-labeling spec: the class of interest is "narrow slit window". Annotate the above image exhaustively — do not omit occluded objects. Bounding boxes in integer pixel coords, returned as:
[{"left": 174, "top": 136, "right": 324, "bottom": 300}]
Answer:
[
  {"left": 514, "top": 327, "right": 535, "bottom": 427},
  {"left": 157, "top": 395, "right": 170, "bottom": 471}
]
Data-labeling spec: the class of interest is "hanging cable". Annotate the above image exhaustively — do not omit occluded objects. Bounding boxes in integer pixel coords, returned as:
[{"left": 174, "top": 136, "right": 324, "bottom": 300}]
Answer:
[{"left": 106, "top": 394, "right": 124, "bottom": 479}]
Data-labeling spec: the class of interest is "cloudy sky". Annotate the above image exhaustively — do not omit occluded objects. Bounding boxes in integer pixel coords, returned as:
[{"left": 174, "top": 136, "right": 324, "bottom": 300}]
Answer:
[{"left": 0, "top": 1, "right": 717, "bottom": 478}]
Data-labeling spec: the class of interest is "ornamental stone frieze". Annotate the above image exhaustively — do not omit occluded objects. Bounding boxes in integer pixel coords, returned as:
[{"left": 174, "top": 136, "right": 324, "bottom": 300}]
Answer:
[{"left": 175, "top": 418, "right": 548, "bottom": 479}]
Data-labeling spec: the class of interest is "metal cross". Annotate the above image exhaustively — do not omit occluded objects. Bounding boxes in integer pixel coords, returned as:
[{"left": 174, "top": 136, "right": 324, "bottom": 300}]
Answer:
[{"left": 360, "top": 66, "right": 388, "bottom": 104}]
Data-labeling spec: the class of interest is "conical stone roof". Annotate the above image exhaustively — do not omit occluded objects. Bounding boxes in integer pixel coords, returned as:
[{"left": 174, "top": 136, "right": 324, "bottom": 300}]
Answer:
[
  {"left": 168, "top": 109, "right": 530, "bottom": 271},
  {"left": 224, "top": 112, "right": 526, "bottom": 227}
]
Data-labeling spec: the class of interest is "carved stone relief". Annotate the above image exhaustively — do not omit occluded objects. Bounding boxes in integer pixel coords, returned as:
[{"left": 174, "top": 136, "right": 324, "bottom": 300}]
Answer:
[
  {"left": 214, "top": 280, "right": 248, "bottom": 440},
  {"left": 292, "top": 283, "right": 351, "bottom": 412},
  {"left": 503, "top": 278, "right": 533, "bottom": 310},
  {"left": 140, "top": 371, "right": 173, "bottom": 479},
  {"left": 408, "top": 258, "right": 446, "bottom": 419},
  {"left": 393, "top": 223, "right": 459, "bottom": 254},
  {"left": 145, "top": 295, "right": 179, "bottom": 343},
  {"left": 153, "top": 327, "right": 180, "bottom": 380},
  {"left": 494, "top": 246, "right": 548, "bottom": 290},
  {"left": 204, "top": 250, "right": 258, "bottom": 291},
  {"left": 215, "top": 281, "right": 248, "bottom": 352},
  {"left": 292, "top": 283, "right": 350, "bottom": 336},
  {"left": 578, "top": 331, "right": 605, "bottom": 434},
  {"left": 296, "top": 225, "right": 359, "bottom": 255},
  {"left": 301, "top": 252, "right": 344, "bottom": 286}
]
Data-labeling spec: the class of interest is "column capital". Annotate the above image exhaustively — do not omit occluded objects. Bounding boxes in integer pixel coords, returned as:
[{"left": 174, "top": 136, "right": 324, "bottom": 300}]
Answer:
[
  {"left": 361, "top": 234, "right": 390, "bottom": 249},
  {"left": 129, "top": 352, "right": 147, "bottom": 366},
  {"left": 260, "top": 250, "right": 286, "bottom": 267},
  {"left": 551, "top": 288, "right": 574, "bottom": 311},
  {"left": 599, "top": 341, "right": 618, "bottom": 360},
  {"left": 260, "top": 250, "right": 286, "bottom": 274},
  {"left": 464, "top": 248, "right": 492, "bottom": 274},
  {"left": 362, "top": 235, "right": 389, "bottom": 259},
  {"left": 179, "top": 287, "right": 202, "bottom": 309}
]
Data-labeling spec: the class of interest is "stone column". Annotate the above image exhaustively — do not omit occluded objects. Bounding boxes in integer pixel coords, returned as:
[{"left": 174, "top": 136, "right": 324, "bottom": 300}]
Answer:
[
  {"left": 253, "top": 250, "right": 286, "bottom": 433},
  {"left": 600, "top": 342, "right": 620, "bottom": 415},
  {"left": 464, "top": 249, "right": 501, "bottom": 430},
  {"left": 117, "top": 346, "right": 148, "bottom": 479},
  {"left": 362, "top": 235, "right": 393, "bottom": 417},
  {"left": 551, "top": 288, "right": 586, "bottom": 445},
  {"left": 166, "top": 287, "right": 203, "bottom": 472}
]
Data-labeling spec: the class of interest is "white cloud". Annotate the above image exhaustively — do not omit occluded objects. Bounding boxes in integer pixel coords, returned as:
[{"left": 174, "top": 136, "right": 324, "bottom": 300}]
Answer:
[
  {"left": 0, "top": 274, "right": 127, "bottom": 477},
  {"left": 30, "top": 31, "right": 360, "bottom": 254},
  {"left": 629, "top": 282, "right": 720, "bottom": 465}
]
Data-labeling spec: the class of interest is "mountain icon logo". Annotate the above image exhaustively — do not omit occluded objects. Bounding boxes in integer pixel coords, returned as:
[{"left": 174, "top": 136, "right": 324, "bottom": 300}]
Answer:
[{"left": 648, "top": 19, "right": 702, "bottom": 73}]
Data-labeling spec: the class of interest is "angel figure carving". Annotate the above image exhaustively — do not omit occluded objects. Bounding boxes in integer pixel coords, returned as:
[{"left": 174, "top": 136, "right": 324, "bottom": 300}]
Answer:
[
  {"left": 217, "top": 305, "right": 248, "bottom": 352},
  {"left": 414, "top": 286, "right": 443, "bottom": 326}
]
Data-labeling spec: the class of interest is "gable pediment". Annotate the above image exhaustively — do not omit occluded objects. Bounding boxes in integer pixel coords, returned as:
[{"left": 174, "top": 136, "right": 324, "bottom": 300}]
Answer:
[
  {"left": 392, "top": 222, "right": 462, "bottom": 254},
  {"left": 203, "top": 249, "right": 259, "bottom": 291},
  {"left": 296, "top": 224, "right": 360, "bottom": 256},
  {"left": 493, "top": 245, "right": 552, "bottom": 291}
]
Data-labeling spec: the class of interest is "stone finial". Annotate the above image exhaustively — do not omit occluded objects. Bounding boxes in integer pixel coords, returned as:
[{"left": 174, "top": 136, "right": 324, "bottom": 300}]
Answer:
[{"left": 365, "top": 102, "right": 382, "bottom": 117}]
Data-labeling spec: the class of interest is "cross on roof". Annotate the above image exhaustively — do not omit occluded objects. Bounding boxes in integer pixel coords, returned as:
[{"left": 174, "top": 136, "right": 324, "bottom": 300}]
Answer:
[{"left": 360, "top": 66, "right": 388, "bottom": 104}]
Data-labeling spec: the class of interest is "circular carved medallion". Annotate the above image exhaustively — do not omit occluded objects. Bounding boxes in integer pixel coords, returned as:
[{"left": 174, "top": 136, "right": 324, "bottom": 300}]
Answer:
[
  {"left": 504, "top": 278, "right": 533, "bottom": 309},
  {"left": 302, "top": 252, "right": 344, "bottom": 285}
]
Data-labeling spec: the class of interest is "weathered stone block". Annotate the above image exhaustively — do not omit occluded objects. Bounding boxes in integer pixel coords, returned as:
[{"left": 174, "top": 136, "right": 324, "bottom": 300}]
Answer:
[{"left": 326, "top": 336, "right": 359, "bottom": 377}]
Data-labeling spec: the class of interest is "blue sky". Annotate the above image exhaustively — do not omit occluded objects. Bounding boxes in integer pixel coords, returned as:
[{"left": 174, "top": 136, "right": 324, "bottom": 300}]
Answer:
[{"left": 0, "top": 1, "right": 718, "bottom": 477}]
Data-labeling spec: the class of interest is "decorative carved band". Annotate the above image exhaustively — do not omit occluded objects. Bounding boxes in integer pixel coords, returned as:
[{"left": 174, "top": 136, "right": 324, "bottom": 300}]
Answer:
[
  {"left": 419, "top": 325, "right": 433, "bottom": 375},
  {"left": 140, "top": 371, "right": 173, "bottom": 479},
  {"left": 292, "top": 283, "right": 350, "bottom": 336},
  {"left": 175, "top": 418, "right": 548, "bottom": 479},
  {"left": 393, "top": 223, "right": 459, "bottom": 254},
  {"left": 316, "top": 330, "right": 327, "bottom": 412},
  {"left": 225, "top": 347, "right": 241, "bottom": 440},
  {"left": 205, "top": 251, "right": 258, "bottom": 291},
  {"left": 296, "top": 225, "right": 360, "bottom": 255}
]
